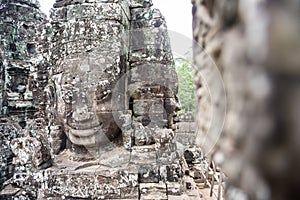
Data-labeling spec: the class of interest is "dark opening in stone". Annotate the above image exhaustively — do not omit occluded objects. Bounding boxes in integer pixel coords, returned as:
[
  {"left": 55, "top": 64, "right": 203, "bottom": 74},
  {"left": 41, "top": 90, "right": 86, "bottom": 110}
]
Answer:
[
  {"left": 27, "top": 43, "right": 35, "bottom": 54},
  {"left": 9, "top": 43, "right": 16, "bottom": 52}
]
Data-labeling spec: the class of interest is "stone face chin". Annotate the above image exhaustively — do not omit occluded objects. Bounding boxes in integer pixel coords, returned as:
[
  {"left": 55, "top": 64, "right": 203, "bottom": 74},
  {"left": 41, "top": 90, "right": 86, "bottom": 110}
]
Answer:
[
  {"left": 66, "top": 124, "right": 102, "bottom": 137},
  {"left": 65, "top": 125, "right": 111, "bottom": 147},
  {"left": 66, "top": 128, "right": 96, "bottom": 147},
  {"left": 64, "top": 112, "right": 121, "bottom": 147}
]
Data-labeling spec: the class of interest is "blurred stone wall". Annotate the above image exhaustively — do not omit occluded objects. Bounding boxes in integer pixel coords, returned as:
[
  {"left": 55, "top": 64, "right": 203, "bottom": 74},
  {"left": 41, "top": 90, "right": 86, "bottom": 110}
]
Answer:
[{"left": 192, "top": 0, "right": 300, "bottom": 199}]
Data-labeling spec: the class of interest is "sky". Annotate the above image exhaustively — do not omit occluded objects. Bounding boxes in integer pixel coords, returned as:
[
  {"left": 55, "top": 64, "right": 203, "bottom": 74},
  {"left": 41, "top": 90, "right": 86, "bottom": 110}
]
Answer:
[
  {"left": 39, "top": 0, "right": 193, "bottom": 39},
  {"left": 152, "top": 0, "right": 193, "bottom": 39}
]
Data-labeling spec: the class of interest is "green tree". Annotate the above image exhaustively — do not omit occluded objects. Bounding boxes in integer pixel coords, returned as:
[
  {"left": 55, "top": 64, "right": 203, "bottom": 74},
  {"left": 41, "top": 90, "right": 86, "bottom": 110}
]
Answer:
[{"left": 175, "top": 58, "right": 195, "bottom": 114}]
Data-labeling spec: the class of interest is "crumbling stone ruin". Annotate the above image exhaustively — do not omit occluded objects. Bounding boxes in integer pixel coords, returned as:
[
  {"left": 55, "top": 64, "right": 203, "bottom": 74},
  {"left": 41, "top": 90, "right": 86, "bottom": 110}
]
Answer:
[
  {"left": 0, "top": 0, "right": 47, "bottom": 189},
  {"left": 175, "top": 113, "right": 196, "bottom": 147},
  {"left": 0, "top": 0, "right": 46, "bottom": 126},
  {"left": 3, "top": 0, "right": 299, "bottom": 199},
  {"left": 192, "top": 0, "right": 300, "bottom": 199},
  {"left": 0, "top": 0, "right": 208, "bottom": 199}
]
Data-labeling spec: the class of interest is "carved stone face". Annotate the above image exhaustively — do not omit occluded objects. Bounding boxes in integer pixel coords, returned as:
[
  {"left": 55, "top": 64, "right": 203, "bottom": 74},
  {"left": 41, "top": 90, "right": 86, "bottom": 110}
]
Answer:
[{"left": 53, "top": 53, "right": 123, "bottom": 147}]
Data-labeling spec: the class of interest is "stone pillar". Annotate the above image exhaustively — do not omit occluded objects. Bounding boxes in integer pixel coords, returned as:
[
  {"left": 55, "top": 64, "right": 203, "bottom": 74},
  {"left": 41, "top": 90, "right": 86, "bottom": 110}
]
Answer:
[
  {"left": 0, "top": 0, "right": 46, "bottom": 190},
  {"left": 0, "top": 0, "right": 46, "bottom": 127},
  {"left": 192, "top": 0, "right": 300, "bottom": 199}
]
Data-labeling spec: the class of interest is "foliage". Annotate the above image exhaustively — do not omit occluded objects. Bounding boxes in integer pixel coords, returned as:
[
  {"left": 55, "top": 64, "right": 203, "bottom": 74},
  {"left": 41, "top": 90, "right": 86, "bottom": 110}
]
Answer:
[{"left": 175, "top": 58, "right": 195, "bottom": 114}]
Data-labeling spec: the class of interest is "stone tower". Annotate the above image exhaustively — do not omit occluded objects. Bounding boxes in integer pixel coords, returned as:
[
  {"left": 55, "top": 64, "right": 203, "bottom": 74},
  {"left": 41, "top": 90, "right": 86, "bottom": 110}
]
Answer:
[
  {"left": 0, "top": 0, "right": 204, "bottom": 199},
  {"left": 0, "top": 0, "right": 46, "bottom": 189},
  {"left": 0, "top": 0, "right": 46, "bottom": 127}
]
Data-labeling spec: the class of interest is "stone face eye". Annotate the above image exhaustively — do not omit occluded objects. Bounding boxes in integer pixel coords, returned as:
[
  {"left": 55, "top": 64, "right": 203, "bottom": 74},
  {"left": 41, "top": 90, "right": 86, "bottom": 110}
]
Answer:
[
  {"left": 63, "top": 91, "right": 73, "bottom": 104},
  {"left": 45, "top": 85, "right": 55, "bottom": 108},
  {"left": 61, "top": 86, "right": 73, "bottom": 104},
  {"left": 60, "top": 74, "right": 76, "bottom": 104},
  {"left": 95, "top": 90, "right": 111, "bottom": 102}
]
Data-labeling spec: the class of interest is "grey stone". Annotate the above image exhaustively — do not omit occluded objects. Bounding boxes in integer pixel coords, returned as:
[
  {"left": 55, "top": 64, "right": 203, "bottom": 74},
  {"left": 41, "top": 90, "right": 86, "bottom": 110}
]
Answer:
[{"left": 0, "top": 0, "right": 205, "bottom": 199}]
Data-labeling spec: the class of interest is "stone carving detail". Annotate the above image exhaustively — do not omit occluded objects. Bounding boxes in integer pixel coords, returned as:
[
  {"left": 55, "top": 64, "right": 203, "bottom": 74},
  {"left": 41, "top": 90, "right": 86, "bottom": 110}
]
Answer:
[
  {"left": 0, "top": 0, "right": 46, "bottom": 126},
  {"left": 0, "top": 0, "right": 205, "bottom": 199},
  {"left": 0, "top": 0, "right": 47, "bottom": 191}
]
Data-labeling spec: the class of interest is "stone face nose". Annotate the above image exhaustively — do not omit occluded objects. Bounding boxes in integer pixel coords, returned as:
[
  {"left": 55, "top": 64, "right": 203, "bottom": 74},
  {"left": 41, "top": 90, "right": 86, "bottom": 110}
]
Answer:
[{"left": 72, "top": 105, "right": 93, "bottom": 122}]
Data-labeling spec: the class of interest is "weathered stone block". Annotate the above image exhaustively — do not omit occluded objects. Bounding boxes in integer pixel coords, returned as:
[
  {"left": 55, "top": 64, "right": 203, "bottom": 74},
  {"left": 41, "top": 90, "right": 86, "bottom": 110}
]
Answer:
[
  {"left": 129, "top": 64, "right": 163, "bottom": 83},
  {"left": 167, "top": 182, "right": 183, "bottom": 196},
  {"left": 53, "top": 0, "right": 123, "bottom": 8},
  {"left": 130, "top": 145, "right": 156, "bottom": 165},
  {"left": 133, "top": 122, "right": 156, "bottom": 145},
  {"left": 129, "top": 48, "right": 173, "bottom": 65},
  {"left": 120, "top": 186, "right": 139, "bottom": 199},
  {"left": 154, "top": 128, "right": 175, "bottom": 144},
  {"left": 129, "top": 0, "right": 152, "bottom": 8},
  {"left": 138, "top": 164, "right": 159, "bottom": 183},
  {"left": 133, "top": 99, "right": 164, "bottom": 116},
  {"left": 0, "top": 122, "right": 19, "bottom": 188},
  {"left": 148, "top": 114, "right": 168, "bottom": 128},
  {"left": 156, "top": 153, "right": 180, "bottom": 175},
  {"left": 43, "top": 167, "right": 130, "bottom": 199},
  {"left": 139, "top": 182, "right": 167, "bottom": 200},
  {"left": 123, "top": 128, "right": 134, "bottom": 149},
  {"left": 183, "top": 148, "right": 203, "bottom": 165},
  {"left": 115, "top": 110, "right": 132, "bottom": 127},
  {"left": 159, "top": 161, "right": 183, "bottom": 183},
  {"left": 11, "top": 136, "right": 51, "bottom": 169},
  {"left": 175, "top": 133, "right": 196, "bottom": 148}
]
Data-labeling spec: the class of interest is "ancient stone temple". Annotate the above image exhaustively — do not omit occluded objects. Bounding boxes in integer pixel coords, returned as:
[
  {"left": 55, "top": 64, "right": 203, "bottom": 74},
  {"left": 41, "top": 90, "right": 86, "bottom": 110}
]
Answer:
[
  {"left": 0, "top": 0, "right": 208, "bottom": 199},
  {"left": 0, "top": 0, "right": 46, "bottom": 126},
  {"left": 0, "top": 0, "right": 47, "bottom": 190}
]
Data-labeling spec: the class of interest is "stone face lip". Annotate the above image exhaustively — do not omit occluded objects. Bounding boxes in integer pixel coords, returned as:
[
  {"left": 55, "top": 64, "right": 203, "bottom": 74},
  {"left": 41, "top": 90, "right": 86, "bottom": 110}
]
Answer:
[
  {"left": 66, "top": 128, "right": 98, "bottom": 146},
  {"left": 66, "top": 123, "right": 103, "bottom": 137},
  {"left": 67, "top": 119, "right": 101, "bottom": 131},
  {"left": 65, "top": 125, "right": 113, "bottom": 147},
  {"left": 64, "top": 110, "right": 121, "bottom": 147},
  {"left": 63, "top": 110, "right": 121, "bottom": 146}
]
